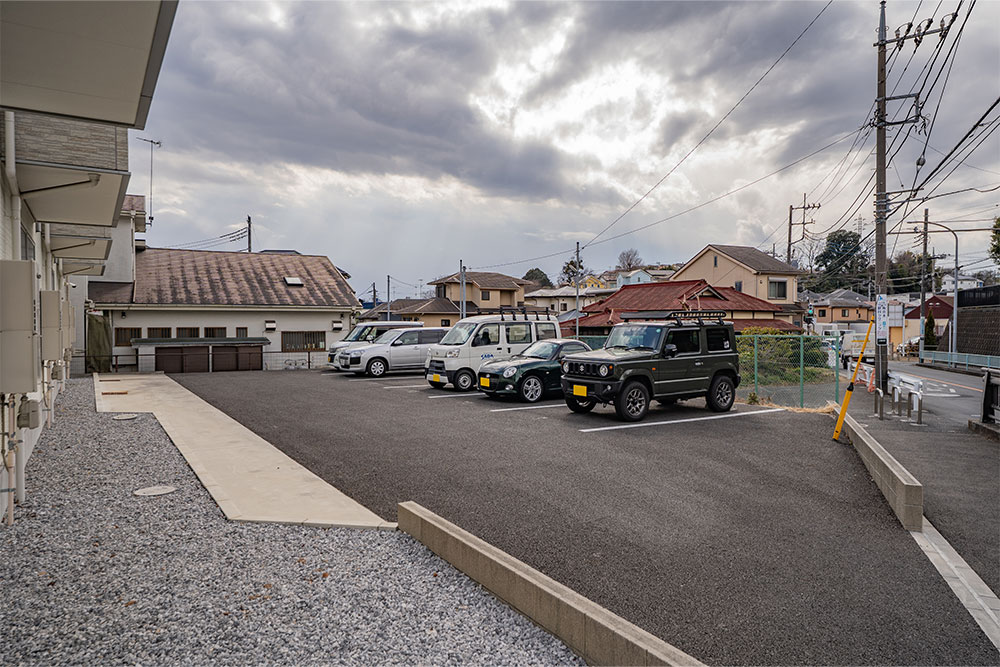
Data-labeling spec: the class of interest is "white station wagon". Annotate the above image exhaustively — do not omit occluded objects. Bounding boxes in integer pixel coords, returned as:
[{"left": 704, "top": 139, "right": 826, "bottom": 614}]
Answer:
[{"left": 338, "top": 327, "right": 449, "bottom": 376}]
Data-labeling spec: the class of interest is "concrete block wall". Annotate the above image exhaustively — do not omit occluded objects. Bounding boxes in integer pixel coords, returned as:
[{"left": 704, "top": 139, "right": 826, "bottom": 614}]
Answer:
[{"left": 955, "top": 308, "right": 1000, "bottom": 356}]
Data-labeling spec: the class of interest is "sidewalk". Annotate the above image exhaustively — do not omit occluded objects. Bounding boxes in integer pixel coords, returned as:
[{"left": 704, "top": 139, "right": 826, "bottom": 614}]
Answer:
[{"left": 93, "top": 373, "right": 393, "bottom": 529}]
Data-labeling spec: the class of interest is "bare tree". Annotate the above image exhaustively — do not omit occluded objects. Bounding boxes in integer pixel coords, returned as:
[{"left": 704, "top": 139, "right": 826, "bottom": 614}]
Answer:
[{"left": 616, "top": 248, "right": 643, "bottom": 271}]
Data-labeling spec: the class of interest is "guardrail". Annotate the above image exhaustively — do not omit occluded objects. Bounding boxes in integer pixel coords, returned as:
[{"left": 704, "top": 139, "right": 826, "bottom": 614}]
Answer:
[
  {"left": 982, "top": 369, "right": 1000, "bottom": 424},
  {"left": 920, "top": 349, "right": 1000, "bottom": 371},
  {"left": 853, "top": 362, "right": 923, "bottom": 424}
]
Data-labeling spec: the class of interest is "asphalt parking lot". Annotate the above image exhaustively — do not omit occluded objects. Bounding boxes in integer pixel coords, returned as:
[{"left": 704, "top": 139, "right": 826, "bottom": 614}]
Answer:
[{"left": 174, "top": 369, "right": 998, "bottom": 665}]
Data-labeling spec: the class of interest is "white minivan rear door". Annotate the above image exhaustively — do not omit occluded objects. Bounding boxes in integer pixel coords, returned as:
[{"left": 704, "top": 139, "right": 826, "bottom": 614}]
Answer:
[{"left": 503, "top": 321, "right": 534, "bottom": 356}]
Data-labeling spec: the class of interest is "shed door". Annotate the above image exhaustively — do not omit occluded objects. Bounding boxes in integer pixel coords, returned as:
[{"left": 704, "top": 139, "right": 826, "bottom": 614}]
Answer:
[
  {"left": 238, "top": 346, "right": 263, "bottom": 370},
  {"left": 155, "top": 347, "right": 184, "bottom": 373},
  {"left": 212, "top": 346, "right": 238, "bottom": 372},
  {"left": 183, "top": 346, "right": 210, "bottom": 373}
]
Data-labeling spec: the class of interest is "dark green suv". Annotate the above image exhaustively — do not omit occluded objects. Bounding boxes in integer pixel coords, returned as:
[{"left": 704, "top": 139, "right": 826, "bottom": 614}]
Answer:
[{"left": 560, "top": 312, "right": 741, "bottom": 422}]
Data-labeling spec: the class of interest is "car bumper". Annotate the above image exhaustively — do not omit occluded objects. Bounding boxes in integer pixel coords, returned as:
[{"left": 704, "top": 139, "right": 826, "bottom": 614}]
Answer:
[
  {"left": 477, "top": 372, "right": 517, "bottom": 395},
  {"left": 561, "top": 376, "right": 621, "bottom": 402}
]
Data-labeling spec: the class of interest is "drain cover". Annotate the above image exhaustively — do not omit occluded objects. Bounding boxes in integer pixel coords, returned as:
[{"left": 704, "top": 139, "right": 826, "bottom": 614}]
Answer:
[
  {"left": 113, "top": 414, "right": 138, "bottom": 421},
  {"left": 134, "top": 485, "right": 176, "bottom": 497}
]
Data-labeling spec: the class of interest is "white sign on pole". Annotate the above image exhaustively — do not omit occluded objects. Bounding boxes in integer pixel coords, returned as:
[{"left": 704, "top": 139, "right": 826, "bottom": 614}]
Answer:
[{"left": 875, "top": 294, "right": 888, "bottom": 345}]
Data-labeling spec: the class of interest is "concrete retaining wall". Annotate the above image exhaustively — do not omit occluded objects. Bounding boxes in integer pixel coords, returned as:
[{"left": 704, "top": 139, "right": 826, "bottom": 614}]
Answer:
[
  {"left": 841, "top": 414, "right": 923, "bottom": 531},
  {"left": 397, "top": 501, "right": 701, "bottom": 666}
]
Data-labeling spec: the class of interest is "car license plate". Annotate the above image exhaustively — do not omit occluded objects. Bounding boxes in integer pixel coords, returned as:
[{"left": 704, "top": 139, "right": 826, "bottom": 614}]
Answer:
[
  {"left": 573, "top": 385, "right": 587, "bottom": 397},
  {"left": 432, "top": 373, "right": 441, "bottom": 382},
  {"left": 480, "top": 377, "right": 490, "bottom": 387}
]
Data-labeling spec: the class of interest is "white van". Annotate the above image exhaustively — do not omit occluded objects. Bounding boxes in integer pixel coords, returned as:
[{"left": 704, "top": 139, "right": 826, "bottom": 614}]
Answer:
[
  {"left": 327, "top": 321, "right": 422, "bottom": 369},
  {"left": 336, "top": 326, "right": 449, "bottom": 375},
  {"left": 425, "top": 312, "right": 561, "bottom": 391}
]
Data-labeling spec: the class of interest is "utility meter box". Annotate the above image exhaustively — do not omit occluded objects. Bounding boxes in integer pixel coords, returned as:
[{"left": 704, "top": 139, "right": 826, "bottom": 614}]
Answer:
[
  {"left": 40, "top": 290, "right": 62, "bottom": 361},
  {"left": 0, "top": 260, "right": 40, "bottom": 393},
  {"left": 16, "top": 398, "right": 41, "bottom": 430}
]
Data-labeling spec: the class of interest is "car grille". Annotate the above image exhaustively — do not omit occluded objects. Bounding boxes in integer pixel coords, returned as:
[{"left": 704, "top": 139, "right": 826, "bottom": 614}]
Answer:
[
  {"left": 564, "top": 361, "right": 602, "bottom": 377},
  {"left": 428, "top": 360, "right": 446, "bottom": 372}
]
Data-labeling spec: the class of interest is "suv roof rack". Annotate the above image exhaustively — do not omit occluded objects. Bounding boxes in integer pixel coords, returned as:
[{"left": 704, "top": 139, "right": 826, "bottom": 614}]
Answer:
[{"left": 620, "top": 310, "right": 728, "bottom": 326}]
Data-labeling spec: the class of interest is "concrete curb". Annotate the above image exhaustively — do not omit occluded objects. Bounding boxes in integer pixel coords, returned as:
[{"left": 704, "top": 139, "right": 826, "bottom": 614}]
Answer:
[
  {"left": 841, "top": 414, "right": 923, "bottom": 531},
  {"left": 967, "top": 419, "right": 1000, "bottom": 441},
  {"left": 397, "top": 501, "right": 703, "bottom": 666}
]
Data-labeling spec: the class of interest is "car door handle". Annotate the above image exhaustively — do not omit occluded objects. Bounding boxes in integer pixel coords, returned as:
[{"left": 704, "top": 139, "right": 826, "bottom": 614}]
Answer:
[{"left": 694, "top": 360, "right": 704, "bottom": 366}]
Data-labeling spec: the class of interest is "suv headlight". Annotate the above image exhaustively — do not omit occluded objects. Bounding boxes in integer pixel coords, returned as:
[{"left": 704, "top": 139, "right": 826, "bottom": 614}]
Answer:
[
  {"left": 502, "top": 367, "right": 517, "bottom": 378},
  {"left": 598, "top": 364, "right": 610, "bottom": 377},
  {"left": 446, "top": 349, "right": 460, "bottom": 358},
  {"left": 562, "top": 361, "right": 570, "bottom": 373}
]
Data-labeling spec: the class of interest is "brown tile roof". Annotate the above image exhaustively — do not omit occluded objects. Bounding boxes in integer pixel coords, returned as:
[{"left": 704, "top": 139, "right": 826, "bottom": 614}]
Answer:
[
  {"left": 429, "top": 271, "right": 531, "bottom": 289},
  {"left": 108, "top": 248, "right": 359, "bottom": 307},
  {"left": 88, "top": 281, "right": 134, "bottom": 304},
  {"left": 706, "top": 244, "right": 803, "bottom": 274}
]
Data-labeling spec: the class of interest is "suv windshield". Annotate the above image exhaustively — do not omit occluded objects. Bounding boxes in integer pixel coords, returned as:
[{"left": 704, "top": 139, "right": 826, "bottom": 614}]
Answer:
[
  {"left": 605, "top": 325, "right": 664, "bottom": 350},
  {"left": 440, "top": 322, "right": 477, "bottom": 345},
  {"left": 520, "top": 341, "right": 559, "bottom": 359},
  {"left": 343, "top": 326, "right": 376, "bottom": 342},
  {"left": 373, "top": 330, "right": 400, "bottom": 344}
]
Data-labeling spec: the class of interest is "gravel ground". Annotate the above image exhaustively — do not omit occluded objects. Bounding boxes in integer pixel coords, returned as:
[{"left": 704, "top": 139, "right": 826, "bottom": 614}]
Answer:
[{"left": 0, "top": 379, "right": 582, "bottom": 666}]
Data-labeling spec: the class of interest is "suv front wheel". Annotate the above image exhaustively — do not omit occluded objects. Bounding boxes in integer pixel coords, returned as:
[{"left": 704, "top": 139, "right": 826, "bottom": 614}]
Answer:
[
  {"left": 707, "top": 375, "right": 735, "bottom": 412},
  {"left": 615, "top": 380, "right": 650, "bottom": 422}
]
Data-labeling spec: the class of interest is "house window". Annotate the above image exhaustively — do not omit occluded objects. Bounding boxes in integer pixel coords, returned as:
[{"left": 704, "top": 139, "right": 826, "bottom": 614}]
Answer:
[
  {"left": 561, "top": 302, "right": 568, "bottom": 311},
  {"left": 818, "top": 309, "right": 826, "bottom": 318},
  {"left": 767, "top": 279, "right": 787, "bottom": 300},
  {"left": 281, "top": 331, "right": 326, "bottom": 352},
  {"left": 236, "top": 327, "right": 248, "bottom": 338},
  {"left": 147, "top": 327, "right": 171, "bottom": 339},
  {"left": 841, "top": 309, "right": 850, "bottom": 318},
  {"left": 114, "top": 327, "right": 142, "bottom": 347},
  {"left": 177, "top": 327, "right": 199, "bottom": 338},
  {"left": 713, "top": 255, "right": 718, "bottom": 267},
  {"left": 481, "top": 290, "right": 491, "bottom": 301},
  {"left": 734, "top": 280, "right": 743, "bottom": 293},
  {"left": 436, "top": 284, "right": 446, "bottom": 298},
  {"left": 440, "top": 319, "right": 450, "bottom": 327},
  {"left": 20, "top": 227, "right": 35, "bottom": 261},
  {"left": 204, "top": 327, "right": 226, "bottom": 338}
]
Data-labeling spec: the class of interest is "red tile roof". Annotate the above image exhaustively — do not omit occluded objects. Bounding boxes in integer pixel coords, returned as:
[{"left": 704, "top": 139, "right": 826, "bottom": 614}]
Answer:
[
  {"left": 904, "top": 295, "right": 953, "bottom": 319},
  {"left": 581, "top": 280, "right": 781, "bottom": 314}
]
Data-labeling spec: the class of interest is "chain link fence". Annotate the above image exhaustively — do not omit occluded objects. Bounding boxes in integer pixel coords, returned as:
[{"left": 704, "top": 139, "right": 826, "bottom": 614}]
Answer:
[{"left": 736, "top": 334, "right": 841, "bottom": 408}]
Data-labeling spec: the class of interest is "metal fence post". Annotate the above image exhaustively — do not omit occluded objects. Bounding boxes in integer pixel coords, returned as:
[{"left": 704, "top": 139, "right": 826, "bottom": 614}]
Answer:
[
  {"left": 308, "top": 350, "right": 312, "bottom": 370},
  {"left": 834, "top": 336, "right": 840, "bottom": 402},
  {"left": 753, "top": 336, "right": 759, "bottom": 396},
  {"left": 799, "top": 335, "right": 805, "bottom": 408}
]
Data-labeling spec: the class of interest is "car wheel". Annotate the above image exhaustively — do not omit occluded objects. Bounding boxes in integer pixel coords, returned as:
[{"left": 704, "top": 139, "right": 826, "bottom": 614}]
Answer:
[
  {"left": 454, "top": 369, "right": 475, "bottom": 392},
  {"left": 565, "top": 395, "right": 596, "bottom": 413},
  {"left": 615, "top": 381, "right": 650, "bottom": 422},
  {"left": 707, "top": 375, "right": 735, "bottom": 412},
  {"left": 366, "top": 358, "right": 387, "bottom": 377},
  {"left": 428, "top": 380, "right": 447, "bottom": 389},
  {"left": 519, "top": 375, "right": 544, "bottom": 403}
]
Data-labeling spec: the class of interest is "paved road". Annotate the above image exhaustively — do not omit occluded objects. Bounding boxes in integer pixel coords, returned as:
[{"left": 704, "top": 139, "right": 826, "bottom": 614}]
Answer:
[
  {"left": 888, "top": 361, "right": 983, "bottom": 429},
  {"left": 175, "top": 370, "right": 999, "bottom": 665}
]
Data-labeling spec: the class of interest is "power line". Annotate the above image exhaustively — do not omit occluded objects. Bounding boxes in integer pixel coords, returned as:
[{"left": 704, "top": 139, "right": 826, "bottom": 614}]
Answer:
[{"left": 581, "top": 0, "right": 834, "bottom": 250}]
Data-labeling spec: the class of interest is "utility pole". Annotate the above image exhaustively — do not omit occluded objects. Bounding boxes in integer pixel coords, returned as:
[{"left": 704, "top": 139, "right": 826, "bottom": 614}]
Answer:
[
  {"left": 459, "top": 260, "right": 466, "bottom": 320},
  {"left": 787, "top": 194, "right": 820, "bottom": 264},
  {"left": 575, "top": 242, "right": 581, "bottom": 338},
  {"left": 387, "top": 276, "right": 391, "bottom": 321},
  {"left": 246, "top": 215, "right": 252, "bottom": 253},
  {"left": 919, "top": 209, "right": 928, "bottom": 351},
  {"left": 874, "top": 0, "right": 889, "bottom": 392},
  {"left": 371, "top": 282, "right": 377, "bottom": 308}
]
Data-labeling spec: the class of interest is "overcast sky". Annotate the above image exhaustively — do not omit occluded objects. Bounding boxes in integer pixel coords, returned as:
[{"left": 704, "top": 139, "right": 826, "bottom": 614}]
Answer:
[{"left": 131, "top": 0, "right": 1000, "bottom": 299}]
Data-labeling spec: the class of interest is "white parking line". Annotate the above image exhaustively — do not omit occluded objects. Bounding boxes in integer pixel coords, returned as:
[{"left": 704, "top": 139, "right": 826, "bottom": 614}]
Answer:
[
  {"left": 384, "top": 384, "right": 431, "bottom": 389},
  {"left": 490, "top": 403, "right": 564, "bottom": 413},
  {"left": 347, "top": 376, "right": 423, "bottom": 382},
  {"left": 428, "top": 393, "right": 482, "bottom": 399},
  {"left": 579, "top": 408, "right": 784, "bottom": 433}
]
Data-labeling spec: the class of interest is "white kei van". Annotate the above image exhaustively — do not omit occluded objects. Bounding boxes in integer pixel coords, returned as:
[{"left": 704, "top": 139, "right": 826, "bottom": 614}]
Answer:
[
  {"left": 327, "top": 321, "right": 422, "bottom": 369},
  {"left": 425, "top": 312, "right": 561, "bottom": 391}
]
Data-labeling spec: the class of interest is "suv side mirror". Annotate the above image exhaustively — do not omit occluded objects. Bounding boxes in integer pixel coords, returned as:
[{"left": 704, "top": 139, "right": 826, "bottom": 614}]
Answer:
[
  {"left": 391, "top": 339, "right": 402, "bottom": 346},
  {"left": 662, "top": 343, "right": 678, "bottom": 358}
]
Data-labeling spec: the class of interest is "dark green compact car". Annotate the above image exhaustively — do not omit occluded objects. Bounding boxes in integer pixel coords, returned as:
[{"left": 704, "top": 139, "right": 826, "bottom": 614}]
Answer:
[
  {"left": 560, "top": 312, "right": 741, "bottom": 422},
  {"left": 477, "top": 338, "right": 592, "bottom": 402}
]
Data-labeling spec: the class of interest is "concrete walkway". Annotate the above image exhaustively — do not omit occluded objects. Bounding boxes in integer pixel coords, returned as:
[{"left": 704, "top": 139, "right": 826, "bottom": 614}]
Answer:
[{"left": 93, "top": 373, "right": 393, "bottom": 530}]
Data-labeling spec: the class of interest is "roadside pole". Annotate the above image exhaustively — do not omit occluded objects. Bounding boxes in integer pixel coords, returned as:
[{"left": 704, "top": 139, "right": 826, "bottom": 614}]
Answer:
[
  {"left": 575, "top": 242, "right": 580, "bottom": 339},
  {"left": 459, "top": 260, "right": 466, "bottom": 320},
  {"left": 387, "top": 275, "right": 391, "bottom": 321},
  {"left": 919, "top": 209, "right": 928, "bottom": 359}
]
